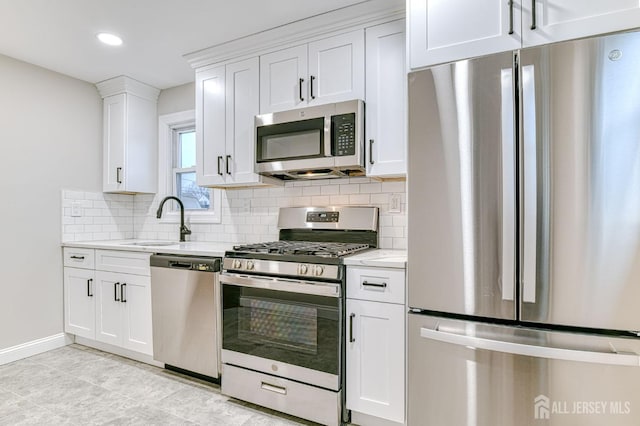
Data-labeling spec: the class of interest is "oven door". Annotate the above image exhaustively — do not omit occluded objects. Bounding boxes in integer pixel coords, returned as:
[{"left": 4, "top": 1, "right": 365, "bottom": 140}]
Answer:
[{"left": 220, "top": 273, "right": 342, "bottom": 391}]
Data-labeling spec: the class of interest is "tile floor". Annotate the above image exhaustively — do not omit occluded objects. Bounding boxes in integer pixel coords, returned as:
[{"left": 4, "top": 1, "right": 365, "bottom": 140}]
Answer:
[{"left": 0, "top": 344, "right": 317, "bottom": 425}]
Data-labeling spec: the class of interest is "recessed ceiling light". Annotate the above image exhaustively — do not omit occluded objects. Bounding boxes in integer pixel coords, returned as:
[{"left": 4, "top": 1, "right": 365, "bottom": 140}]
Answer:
[{"left": 96, "top": 32, "right": 123, "bottom": 46}]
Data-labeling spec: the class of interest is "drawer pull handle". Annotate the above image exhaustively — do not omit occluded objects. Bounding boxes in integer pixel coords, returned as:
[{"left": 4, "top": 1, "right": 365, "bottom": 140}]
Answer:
[
  {"left": 261, "top": 382, "right": 287, "bottom": 395},
  {"left": 114, "top": 282, "right": 120, "bottom": 302},
  {"left": 121, "top": 283, "right": 127, "bottom": 303},
  {"left": 87, "top": 278, "right": 93, "bottom": 297},
  {"left": 362, "top": 281, "right": 387, "bottom": 288},
  {"left": 70, "top": 255, "right": 85, "bottom": 260}
]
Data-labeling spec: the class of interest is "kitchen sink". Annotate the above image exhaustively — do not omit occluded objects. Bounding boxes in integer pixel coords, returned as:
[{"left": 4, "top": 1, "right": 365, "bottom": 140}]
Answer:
[{"left": 123, "top": 241, "right": 177, "bottom": 247}]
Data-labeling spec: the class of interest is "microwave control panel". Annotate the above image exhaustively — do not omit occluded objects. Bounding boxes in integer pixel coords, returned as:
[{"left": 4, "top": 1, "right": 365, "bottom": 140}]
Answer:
[{"left": 332, "top": 113, "right": 356, "bottom": 156}]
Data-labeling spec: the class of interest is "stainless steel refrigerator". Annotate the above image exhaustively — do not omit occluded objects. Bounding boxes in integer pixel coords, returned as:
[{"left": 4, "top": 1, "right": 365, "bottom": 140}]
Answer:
[{"left": 408, "top": 30, "right": 640, "bottom": 425}]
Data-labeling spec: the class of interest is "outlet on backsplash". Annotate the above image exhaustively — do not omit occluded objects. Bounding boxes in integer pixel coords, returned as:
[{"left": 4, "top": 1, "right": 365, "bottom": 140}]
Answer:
[{"left": 389, "top": 193, "right": 401, "bottom": 213}]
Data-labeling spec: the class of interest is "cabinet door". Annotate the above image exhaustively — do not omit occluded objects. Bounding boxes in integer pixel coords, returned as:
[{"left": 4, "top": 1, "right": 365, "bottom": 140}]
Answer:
[
  {"left": 225, "top": 57, "right": 260, "bottom": 185},
  {"left": 408, "top": 0, "right": 521, "bottom": 69},
  {"left": 308, "top": 30, "right": 365, "bottom": 105},
  {"left": 196, "top": 65, "right": 226, "bottom": 186},
  {"left": 103, "top": 94, "right": 126, "bottom": 192},
  {"left": 365, "top": 20, "right": 407, "bottom": 178},
  {"left": 346, "top": 299, "right": 405, "bottom": 423},
  {"left": 63, "top": 268, "right": 95, "bottom": 339},
  {"left": 120, "top": 274, "right": 153, "bottom": 355},
  {"left": 259, "top": 45, "right": 307, "bottom": 113},
  {"left": 522, "top": 0, "right": 640, "bottom": 47},
  {"left": 94, "top": 271, "right": 124, "bottom": 347}
]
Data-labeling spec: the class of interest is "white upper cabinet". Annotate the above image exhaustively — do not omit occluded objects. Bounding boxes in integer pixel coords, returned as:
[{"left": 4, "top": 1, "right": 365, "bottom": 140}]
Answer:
[
  {"left": 260, "top": 30, "right": 365, "bottom": 113},
  {"left": 196, "top": 65, "right": 226, "bottom": 187},
  {"left": 365, "top": 19, "right": 407, "bottom": 178},
  {"left": 307, "top": 31, "right": 365, "bottom": 106},
  {"left": 196, "top": 58, "right": 279, "bottom": 188},
  {"left": 408, "top": 0, "right": 520, "bottom": 69},
  {"left": 225, "top": 58, "right": 263, "bottom": 185},
  {"left": 259, "top": 45, "right": 308, "bottom": 113},
  {"left": 97, "top": 76, "right": 159, "bottom": 194},
  {"left": 409, "top": 0, "right": 640, "bottom": 69},
  {"left": 522, "top": 0, "right": 640, "bottom": 47}
]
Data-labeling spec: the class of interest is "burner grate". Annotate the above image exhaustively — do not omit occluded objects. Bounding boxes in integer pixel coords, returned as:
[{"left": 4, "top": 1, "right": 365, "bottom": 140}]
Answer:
[{"left": 232, "top": 241, "right": 370, "bottom": 258}]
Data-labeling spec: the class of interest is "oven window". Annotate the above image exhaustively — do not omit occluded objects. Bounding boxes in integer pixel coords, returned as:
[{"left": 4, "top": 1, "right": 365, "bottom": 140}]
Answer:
[
  {"left": 222, "top": 284, "right": 341, "bottom": 375},
  {"left": 256, "top": 117, "right": 325, "bottom": 162}
]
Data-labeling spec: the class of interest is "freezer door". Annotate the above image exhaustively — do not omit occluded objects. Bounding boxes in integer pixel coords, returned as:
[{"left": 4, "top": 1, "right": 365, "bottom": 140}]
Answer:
[
  {"left": 519, "top": 30, "right": 640, "bottom": 331},
  {"left": 408, "top": 313, "right": 640, "bottom": 426},
  {"left": 408, "top": 52, "right": 517, "bottom": 319}
]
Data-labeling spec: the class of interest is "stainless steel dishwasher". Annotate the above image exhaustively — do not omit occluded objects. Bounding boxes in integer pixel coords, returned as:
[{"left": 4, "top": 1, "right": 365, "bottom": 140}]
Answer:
[{"left": 150, "top": 254, "right": 221, "bottom": 380}]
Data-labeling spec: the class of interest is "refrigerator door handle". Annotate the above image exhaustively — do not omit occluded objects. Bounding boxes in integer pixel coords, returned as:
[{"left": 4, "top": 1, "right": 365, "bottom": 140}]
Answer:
[
  {"left": 420, "top": 326, "right": 640, "bottom": 366},
  {"left": 522, "top": 64, "right": 537, "bottom": 303},
  {"left": 500, "top": 66, "right": 516, "bottom": 301}
]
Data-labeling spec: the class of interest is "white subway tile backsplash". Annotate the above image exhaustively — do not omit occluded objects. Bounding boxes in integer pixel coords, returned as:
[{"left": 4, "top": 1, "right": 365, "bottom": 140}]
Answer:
[{"left": 62, "top": 176, "right": 406, "bottom": 248}]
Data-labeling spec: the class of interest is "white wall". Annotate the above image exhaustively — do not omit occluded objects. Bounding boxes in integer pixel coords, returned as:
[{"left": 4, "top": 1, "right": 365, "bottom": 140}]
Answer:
[{"left": 0, "top": 54, "right": 102, "bottom": 350}]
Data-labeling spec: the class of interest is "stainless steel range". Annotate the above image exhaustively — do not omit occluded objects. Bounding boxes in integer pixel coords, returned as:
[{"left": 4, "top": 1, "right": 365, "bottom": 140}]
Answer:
[{"left": 220, "top": 206, "right": 378, "bottom": 426}]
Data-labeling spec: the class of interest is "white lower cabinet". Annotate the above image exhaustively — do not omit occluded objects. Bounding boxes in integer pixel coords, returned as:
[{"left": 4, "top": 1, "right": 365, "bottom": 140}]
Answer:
[
  {"left": 346, "top": 266, "right": 406, "bottom": 425},
  {"left": 63, "top": 248, "right": 153, "bottom": 357},
  {"left": 63, "top": 267, "right": 95, "bottom": 339},
  {"left": 95, "top": 271, "right": 153, "bottom": 355}
]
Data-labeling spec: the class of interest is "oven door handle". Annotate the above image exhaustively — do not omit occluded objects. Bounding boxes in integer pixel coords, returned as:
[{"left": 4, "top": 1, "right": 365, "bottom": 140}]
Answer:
[{"left": 221, "top": 273, "right": 341, "bottom": 298}]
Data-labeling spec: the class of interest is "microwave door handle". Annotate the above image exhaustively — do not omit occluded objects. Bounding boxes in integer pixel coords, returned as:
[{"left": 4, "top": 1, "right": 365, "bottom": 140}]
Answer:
[{"left": 324, "top": 116, "right": 332, "bottom": 157}]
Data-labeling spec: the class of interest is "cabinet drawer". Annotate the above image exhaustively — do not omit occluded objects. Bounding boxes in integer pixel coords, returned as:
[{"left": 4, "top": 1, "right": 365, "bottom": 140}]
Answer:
[
  {"left": 95, "top": 250, "right": 151, "bottom": 276},
  {"left": 63, "top": 248, "right": 95, "bottom": 269},
  {"left": 347, "top": 266, "right": 405, "bottom": 304},
  {"left": 222, "top": 364, "right": 340, "bottom": 426}
]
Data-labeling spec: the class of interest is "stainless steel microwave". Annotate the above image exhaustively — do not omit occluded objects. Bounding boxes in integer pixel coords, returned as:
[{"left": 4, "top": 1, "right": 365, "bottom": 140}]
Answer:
[{"left": 255, "top": 99, "right": 365, "bottom": 180}]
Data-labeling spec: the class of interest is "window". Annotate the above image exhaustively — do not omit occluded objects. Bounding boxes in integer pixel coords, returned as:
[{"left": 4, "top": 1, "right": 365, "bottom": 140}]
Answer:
[
  {"left": 173, "top": 128, "right": 210, "bottom": 210},
  {"left": 159, "top": 111, "right": 221, "bottom": 223}
]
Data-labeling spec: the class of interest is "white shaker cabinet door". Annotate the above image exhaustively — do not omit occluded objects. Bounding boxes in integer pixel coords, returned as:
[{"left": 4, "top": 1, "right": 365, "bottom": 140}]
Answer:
[
  {"left": 63, "top": 267, "right": 96, "bottom": 339},
  {"left": 259, "top": 45, "right": 307, "bottom": 113},
  {"left": 120, "top": 274, "right": 153, "bottom": 356},
  {"left": 408, "top": 0, "right": 521, "bottom": 69},
  {"left": 225, "top": 57, "right": 260, "bottom": 185},
  {"left": 365, "top": 19, "right": 407, "bottom": 178},
  {"left": 102, "top": 94, "right": 126, "bottom": 192},
  {"left": 307, "top": 30, "right": 365, "bottom": 106},
  {"left": 522, "top": 0, "right": 640, "bottom": 47},
  {"left": 94, "top": 271, "right": 124, "bottom": 347},
  {"left": 346, "top": 299, "right": 405, "bottom": 424},
  {"left": 196, "top": 65, "right": 226, "bottom": 186}
]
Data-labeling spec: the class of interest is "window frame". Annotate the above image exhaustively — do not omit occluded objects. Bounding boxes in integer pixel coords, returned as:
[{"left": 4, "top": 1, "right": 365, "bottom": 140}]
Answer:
[{"left": 158, "top": 110, "right": 221, "bottom": 224}]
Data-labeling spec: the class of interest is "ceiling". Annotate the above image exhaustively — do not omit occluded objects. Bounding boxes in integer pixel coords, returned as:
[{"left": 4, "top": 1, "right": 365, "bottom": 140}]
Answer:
[{"left": 0, "top": 0, "right": 366, "bottom": 90}]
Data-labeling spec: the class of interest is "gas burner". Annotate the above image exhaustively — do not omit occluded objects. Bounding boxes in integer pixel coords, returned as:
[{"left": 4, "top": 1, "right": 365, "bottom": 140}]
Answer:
[{"left": 232, "top": 241, "right": 370, "bottom": 258}]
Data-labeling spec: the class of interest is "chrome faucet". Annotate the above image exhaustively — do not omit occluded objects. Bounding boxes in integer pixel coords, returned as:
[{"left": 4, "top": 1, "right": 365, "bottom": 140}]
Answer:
[{"left": 156, "top": 196, "right": 191, "bottom": 242}]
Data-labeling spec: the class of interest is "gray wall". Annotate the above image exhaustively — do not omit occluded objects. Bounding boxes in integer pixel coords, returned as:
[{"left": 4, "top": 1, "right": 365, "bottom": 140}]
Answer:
[
  {"left": 0, "top": 54, "right": 102, "bottom": 350},
  {"left": 158, "top": 82, "right": 194, "bottom": 115}
]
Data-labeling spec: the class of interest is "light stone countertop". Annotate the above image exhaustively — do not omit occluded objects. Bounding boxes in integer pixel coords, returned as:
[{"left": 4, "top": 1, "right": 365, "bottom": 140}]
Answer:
[
  {"left": 343, "top": 248, "right": 407, "bottom": 269},
  {"left": 62, "top": 239, "right": 233, "bottom": 257}
]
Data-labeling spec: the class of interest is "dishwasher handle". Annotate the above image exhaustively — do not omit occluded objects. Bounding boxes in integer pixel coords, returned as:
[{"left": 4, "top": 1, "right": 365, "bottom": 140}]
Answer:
[{"left": 169, "top": 261, "right": 193, "bottom": 269}]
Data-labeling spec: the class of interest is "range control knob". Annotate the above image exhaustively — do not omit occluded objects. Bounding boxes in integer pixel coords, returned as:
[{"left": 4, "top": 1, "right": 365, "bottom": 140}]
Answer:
[
  {"left": 299, "top": 264, "right": 309, "bottom": 275},
  {"left": 314, "top": 266, "right": 324, "bottom": 276},
  {"left": 246, "top": 260, "right": 255, "bottom": 271},
  {"left": 232, "top": 259, "right": 242, "bottom": 269}
]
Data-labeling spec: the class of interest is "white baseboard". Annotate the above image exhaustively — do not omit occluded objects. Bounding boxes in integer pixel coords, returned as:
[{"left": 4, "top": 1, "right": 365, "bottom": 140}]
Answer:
[
  {"left": 0, "top": 333, "right": 73, "bottom": 366},
  {"left": 74, "top": 336, "right": 163, "bottom": 368}
]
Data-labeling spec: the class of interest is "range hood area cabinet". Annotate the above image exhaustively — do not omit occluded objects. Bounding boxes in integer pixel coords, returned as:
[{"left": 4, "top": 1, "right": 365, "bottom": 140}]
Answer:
[
  {"left": 259, "top": 30, "right": 364, "bottom": 114},
  {"left": 96, "top": 76, "right": 160, "bottom": 194},
  {"left": 195, "top": 58, "right": 281, "bottom": 188},
  {"left": 408, "top": 0, "right": 640, "bottom": 69}
]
